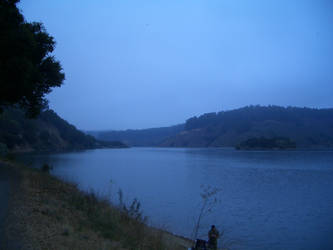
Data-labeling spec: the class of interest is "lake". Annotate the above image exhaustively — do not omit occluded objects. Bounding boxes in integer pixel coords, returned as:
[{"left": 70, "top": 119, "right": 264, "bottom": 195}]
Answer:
[{"left": 19, "top": 147, "right": 333, "bottom": 250}]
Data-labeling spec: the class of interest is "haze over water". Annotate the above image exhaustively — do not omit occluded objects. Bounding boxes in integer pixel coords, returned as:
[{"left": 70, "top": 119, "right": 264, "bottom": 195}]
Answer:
[{"left": 21, "top": 147, "right": 333, "bottom": 250}]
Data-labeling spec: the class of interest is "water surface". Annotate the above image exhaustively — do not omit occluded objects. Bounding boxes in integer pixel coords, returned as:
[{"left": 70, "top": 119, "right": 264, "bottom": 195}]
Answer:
[{"left": 20, "top": 148, "right": 333, "bottom": 250}]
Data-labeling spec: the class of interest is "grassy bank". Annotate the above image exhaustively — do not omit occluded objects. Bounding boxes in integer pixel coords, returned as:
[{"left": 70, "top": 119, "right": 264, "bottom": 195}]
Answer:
[{"left": 2, "top": 159, "right": 193, "bottom": 249}]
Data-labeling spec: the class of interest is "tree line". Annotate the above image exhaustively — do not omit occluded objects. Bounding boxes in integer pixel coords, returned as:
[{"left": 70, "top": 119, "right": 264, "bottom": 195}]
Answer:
[{"left": 0, "top": 0, "right": 64, "bottom": 117}]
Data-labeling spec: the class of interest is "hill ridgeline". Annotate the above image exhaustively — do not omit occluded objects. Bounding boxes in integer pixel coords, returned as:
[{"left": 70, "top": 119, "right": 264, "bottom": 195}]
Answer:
[
  {"left": 87, "top": 124, "right": 184, "bottom": 147},
  {"left": 0, "top": 108, "right": 126, "bottom": 153},
  {"left": 92, "top": 106, "right": 333, "bottom": 149}
]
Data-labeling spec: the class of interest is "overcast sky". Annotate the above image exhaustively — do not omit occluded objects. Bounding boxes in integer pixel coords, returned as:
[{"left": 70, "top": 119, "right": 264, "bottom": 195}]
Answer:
[{"left": 19, "top": 0, "right": 333, "bottom": 130}]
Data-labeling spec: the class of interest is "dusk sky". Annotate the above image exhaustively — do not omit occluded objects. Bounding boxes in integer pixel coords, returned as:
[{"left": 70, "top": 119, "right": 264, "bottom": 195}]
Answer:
[{"left": 19, "top": 0, "right": 333, "bottom": 130}]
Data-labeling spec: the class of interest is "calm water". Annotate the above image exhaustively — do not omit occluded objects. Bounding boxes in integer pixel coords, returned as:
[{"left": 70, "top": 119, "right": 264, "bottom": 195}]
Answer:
[{"left": 19, "top": 148, "right": 333, "bottom": 250}]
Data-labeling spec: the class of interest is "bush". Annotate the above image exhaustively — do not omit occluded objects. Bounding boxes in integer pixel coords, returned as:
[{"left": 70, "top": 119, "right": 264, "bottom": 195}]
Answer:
[
  {"left": 0, "top": 142, "right": 8, "bottom": 157},
  {"left": 41, "top": 163, "right": 52, "bottom": 173}
]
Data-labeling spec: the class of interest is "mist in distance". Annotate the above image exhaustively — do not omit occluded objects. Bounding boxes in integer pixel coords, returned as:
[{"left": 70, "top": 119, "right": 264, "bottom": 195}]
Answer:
[{"left": 20, "top": 0, "right": 333, "bottom": 130}]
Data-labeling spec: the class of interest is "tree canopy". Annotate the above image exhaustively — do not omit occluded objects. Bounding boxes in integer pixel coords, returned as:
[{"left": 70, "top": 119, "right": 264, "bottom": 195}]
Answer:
[
  {"left": 0, "top": 0, "right": 65, "bottom": 117},
  {"left": 0, "top": 107, "right": 127, "bottom": 152},
  {"left": 160, "top": 106, "right": 333, "bottom": 148}
]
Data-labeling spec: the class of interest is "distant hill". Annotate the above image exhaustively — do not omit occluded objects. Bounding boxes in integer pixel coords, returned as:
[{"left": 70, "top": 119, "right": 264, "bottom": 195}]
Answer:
[
  {"left": 161, "top": 106, "right": 333, "bottom": 148},
  {"left": 0, "top": 108, "right": 127, "bottom": 153},
  {"left": 88, "top": 124, "right": 184, "bottom": 146}
]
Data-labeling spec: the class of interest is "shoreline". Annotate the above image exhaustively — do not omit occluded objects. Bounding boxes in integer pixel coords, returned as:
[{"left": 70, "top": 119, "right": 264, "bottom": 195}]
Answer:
[{"left": 1, "top": 159, "right": 193, "bottom": 249}]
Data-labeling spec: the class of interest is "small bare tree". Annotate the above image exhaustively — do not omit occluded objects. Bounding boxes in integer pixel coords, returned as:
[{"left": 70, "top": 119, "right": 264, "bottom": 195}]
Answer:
[{"left": 192, "top": 185, "right": 221, "bottom": 242}]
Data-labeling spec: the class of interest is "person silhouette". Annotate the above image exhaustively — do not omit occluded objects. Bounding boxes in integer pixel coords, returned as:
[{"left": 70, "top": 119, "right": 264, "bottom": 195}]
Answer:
[{"left": 208, "top": 225, "right": 219, "bottom": 249}]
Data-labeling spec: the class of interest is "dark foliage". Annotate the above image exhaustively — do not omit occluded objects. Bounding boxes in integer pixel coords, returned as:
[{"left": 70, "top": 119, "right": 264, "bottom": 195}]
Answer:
[
  {"left": 162, "top": 105, "right": 333, "bottom": 148},
  {"left": 41, "top": 163, "right": 52, "bottom": 173},
  {"left": 0, "top": 0, "right": 65, "bottom": 117},
  {"left": 185, "top": 105, "right": 333, "bottom": 132},
  {"left": 88, "top": 124, "right": 184, "bottom": 146},
  {"left": 236, "top": 137, "right": 296, "bottom": 150},
  {"left": 0, "top": 108, "right": 127, "bottom": 152}
]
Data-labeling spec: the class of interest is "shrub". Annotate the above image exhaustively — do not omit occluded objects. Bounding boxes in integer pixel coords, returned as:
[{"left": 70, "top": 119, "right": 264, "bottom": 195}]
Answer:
[
  {"left": 0, "top": 142, "right": 8, "bottom": 157},
  {"left": 41, "top": 163, "right": 52, "bottom": 173}
]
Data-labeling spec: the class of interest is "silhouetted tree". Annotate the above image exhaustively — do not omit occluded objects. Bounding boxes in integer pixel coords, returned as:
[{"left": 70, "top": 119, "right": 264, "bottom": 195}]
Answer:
[{"left": 0, "top": 0, "right": 65, "bottom": 117}]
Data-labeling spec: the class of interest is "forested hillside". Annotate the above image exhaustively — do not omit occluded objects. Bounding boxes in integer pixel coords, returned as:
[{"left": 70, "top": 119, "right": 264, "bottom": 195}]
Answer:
[
  {"left": 88, "top": 124, "right": 184, "bottom": 146},
  {"left": 0, "top": 108, "right": 126, "bottom": 154},
  {"left": 161, "top": 106, "right": 333, "bottom": 148}
]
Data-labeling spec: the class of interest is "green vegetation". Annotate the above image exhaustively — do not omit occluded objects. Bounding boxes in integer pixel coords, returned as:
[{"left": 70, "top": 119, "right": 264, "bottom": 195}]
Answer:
[
  {"left": 4, "top": 160, "right": 191, "bottom": 249},
  {"left": 90, "top": 106, "right": 333, "bottom": 149},
  {"left": 88, "top": 124, "right": 184, "bottom": 147},
  {"left": 0, "top": 107, "right": 127, "bottom": 152},
  {"left": 0, "top": 1, "right": 114, "bottom": 153},
  {"left": 236, "top": 137, "right": 296, "bottom": 150},
  {"left": 0, "top": 0, "right": 65, "bottom": 117},
  {"left": 161, "top": 105, "right": 333, "bottom": 148}
]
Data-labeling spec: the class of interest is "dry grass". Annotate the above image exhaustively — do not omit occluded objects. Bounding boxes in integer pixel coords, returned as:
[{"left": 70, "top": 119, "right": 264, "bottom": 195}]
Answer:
[{"left": 4, "top": 160, "right": 192, "bottom": 250}]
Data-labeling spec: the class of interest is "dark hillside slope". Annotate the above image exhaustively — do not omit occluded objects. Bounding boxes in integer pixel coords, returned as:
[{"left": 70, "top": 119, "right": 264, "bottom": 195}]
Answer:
[
  {"left": 0, "top": 108, "right": 126, "bottom": 153},
  {"left": 161, "top": 106, "right": 333, "bottom": 148},
  {"left": 88, "top": 124, "right": 184, "bottom": 146}
]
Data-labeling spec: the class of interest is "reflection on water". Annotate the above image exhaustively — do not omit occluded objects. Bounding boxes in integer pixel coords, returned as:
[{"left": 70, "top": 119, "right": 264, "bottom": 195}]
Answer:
[{"left": 19, "top": 148, "right": 333, "bottom": 250}]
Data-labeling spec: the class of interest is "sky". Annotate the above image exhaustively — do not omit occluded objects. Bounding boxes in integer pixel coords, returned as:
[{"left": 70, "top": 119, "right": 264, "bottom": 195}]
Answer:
[{"left": 19, "top": 0, "right": 333, "bottom": 130}]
